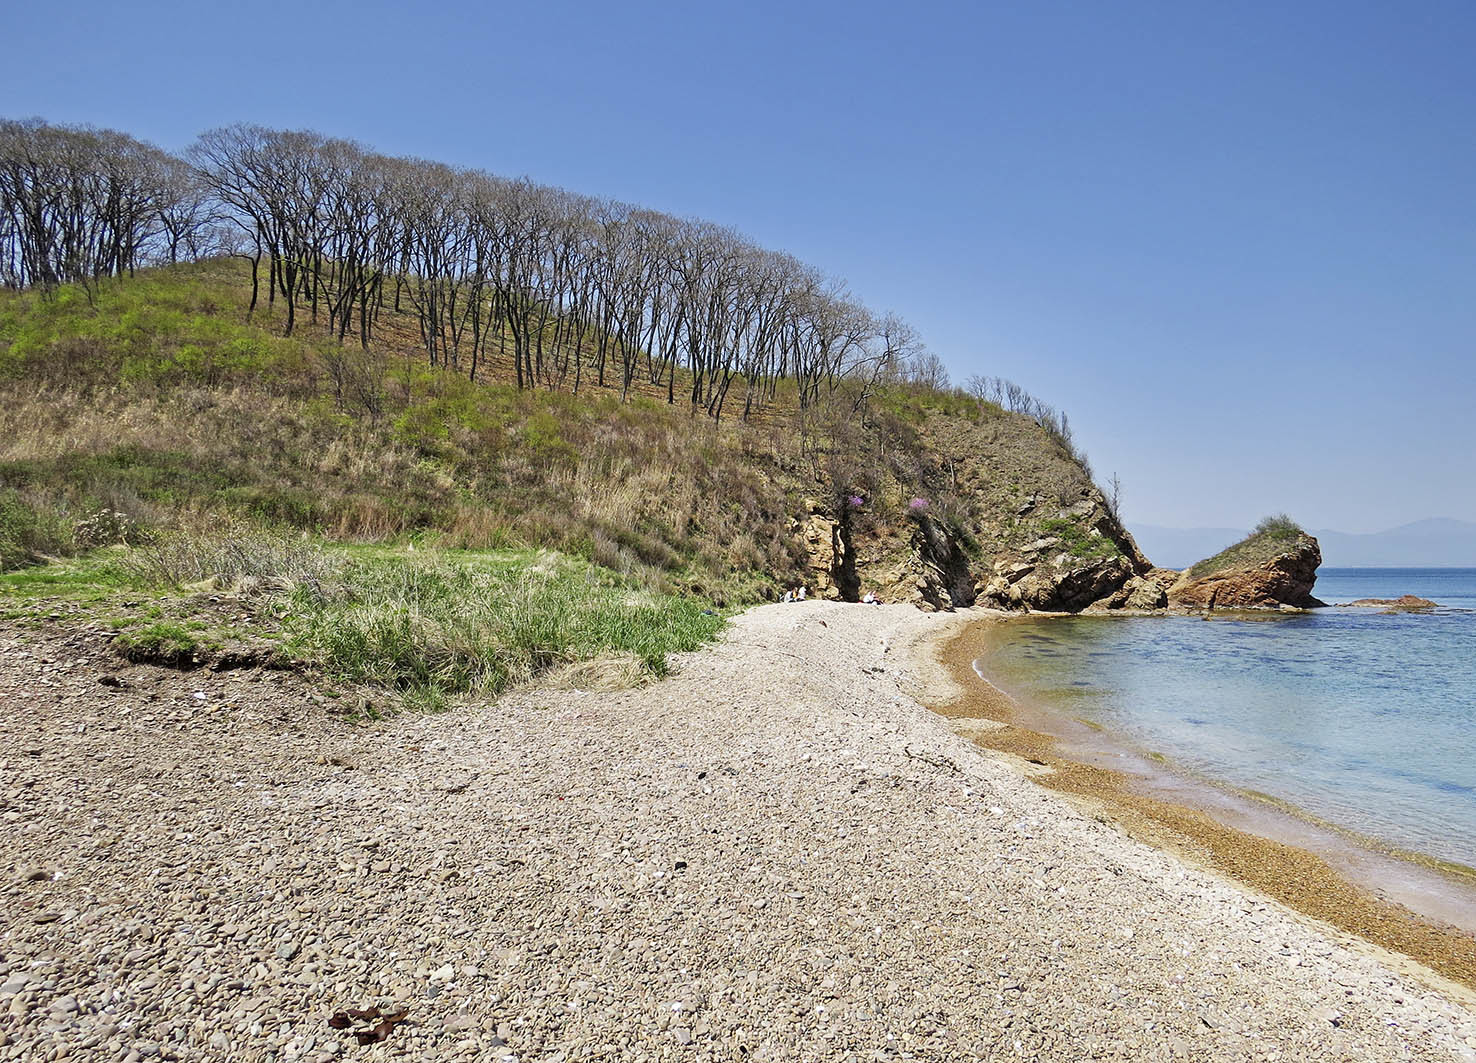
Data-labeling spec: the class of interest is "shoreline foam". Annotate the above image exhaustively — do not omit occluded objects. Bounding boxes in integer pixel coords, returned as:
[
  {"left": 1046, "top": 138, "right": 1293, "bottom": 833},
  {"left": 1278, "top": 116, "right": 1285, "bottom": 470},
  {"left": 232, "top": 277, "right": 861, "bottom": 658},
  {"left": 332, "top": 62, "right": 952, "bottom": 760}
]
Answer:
[{"left": 935, "top": 612, "right": 1476, "bottom": 995}]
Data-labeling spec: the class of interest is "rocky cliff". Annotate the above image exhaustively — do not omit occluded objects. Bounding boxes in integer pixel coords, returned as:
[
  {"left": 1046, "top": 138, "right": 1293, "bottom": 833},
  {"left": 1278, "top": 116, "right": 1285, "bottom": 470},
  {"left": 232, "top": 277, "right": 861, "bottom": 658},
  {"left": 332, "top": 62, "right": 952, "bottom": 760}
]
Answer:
[
  {"left": 791, "top": 412, "right": 1328, "bottom": 616},
  {"left": 1167, "top": 532, "right": 1325, "bottom": 611},
  {"left": 794, "top": 405, "right": 1159, "bottom": 613}
]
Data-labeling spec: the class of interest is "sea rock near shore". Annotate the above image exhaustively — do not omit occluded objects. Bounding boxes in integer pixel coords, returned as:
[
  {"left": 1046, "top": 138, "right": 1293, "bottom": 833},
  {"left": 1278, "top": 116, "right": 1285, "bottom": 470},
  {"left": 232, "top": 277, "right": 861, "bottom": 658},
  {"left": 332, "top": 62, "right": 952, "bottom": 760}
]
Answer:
[
  {"left": 1337, "top": 595, "right": 1438, "bottom": 611},
  {"left": 1168, "top": 533, "right": 1325, "bottom": 611}
]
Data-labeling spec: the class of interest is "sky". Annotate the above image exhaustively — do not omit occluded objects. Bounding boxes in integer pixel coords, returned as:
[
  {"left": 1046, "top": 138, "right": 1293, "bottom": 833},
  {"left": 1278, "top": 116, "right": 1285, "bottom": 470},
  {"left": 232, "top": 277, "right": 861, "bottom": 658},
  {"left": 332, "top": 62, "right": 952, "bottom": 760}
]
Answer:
[{"left": 5, "top": 0, "right": 1474, "bottom": 532}]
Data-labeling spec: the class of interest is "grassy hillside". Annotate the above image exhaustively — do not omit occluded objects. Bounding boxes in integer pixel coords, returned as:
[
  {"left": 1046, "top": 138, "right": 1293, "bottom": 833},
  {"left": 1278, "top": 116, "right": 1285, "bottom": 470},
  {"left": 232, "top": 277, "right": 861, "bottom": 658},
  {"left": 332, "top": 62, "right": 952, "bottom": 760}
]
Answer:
[
  {"left": 1186, "top": 515, "right": 1305, "bottom": 578},
  {"left": 0, "top": 259, "right": 1126, "bottom": 705}
]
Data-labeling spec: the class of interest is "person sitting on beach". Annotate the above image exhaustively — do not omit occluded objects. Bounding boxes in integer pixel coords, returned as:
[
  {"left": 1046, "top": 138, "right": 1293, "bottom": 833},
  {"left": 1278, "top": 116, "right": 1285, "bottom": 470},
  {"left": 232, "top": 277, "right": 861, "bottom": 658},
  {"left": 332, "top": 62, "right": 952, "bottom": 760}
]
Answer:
[
  {"left": 862, "top": 591, "right": 878, "bottom": 605},
  {"left": 797, "top": 585, "right": 807, "bottom": 601},
  {"left": 781, "top": 589, "right": 793, "bottom": 603}
]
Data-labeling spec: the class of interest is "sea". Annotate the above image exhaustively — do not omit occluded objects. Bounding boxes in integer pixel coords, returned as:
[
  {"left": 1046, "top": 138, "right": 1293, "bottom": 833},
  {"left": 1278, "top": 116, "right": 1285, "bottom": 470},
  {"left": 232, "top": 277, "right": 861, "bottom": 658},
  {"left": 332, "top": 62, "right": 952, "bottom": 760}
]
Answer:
[{"left": 975, "top": 569, "right": 1476, "bottom": 870}]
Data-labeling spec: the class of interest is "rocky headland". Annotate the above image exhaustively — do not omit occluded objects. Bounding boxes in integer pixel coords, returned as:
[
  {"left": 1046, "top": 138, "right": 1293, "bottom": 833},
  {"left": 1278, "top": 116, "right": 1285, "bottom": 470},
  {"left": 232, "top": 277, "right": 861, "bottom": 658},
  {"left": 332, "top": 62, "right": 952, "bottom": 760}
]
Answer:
[{"left": 1167, "top": 530, "right": 1326, "bottom": 612}]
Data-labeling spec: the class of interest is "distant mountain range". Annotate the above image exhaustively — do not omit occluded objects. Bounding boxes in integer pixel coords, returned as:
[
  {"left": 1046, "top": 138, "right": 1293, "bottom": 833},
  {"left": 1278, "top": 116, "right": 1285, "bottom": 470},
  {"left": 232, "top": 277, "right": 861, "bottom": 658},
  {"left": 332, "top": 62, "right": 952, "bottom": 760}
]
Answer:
[{"left": 1129, "top": 518, "right": 1476, "bottom": 570}]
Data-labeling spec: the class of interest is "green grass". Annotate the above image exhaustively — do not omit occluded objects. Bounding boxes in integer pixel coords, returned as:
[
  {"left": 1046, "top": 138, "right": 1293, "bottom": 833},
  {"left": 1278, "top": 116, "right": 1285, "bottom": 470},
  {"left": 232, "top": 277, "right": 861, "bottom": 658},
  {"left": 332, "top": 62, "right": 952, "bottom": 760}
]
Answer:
[
  {"left": 283, "top": 547, "right": 727, "bottom": 711},
  {"left": 0, "top": 530, "right": 727, "bottom": 713},
  {"left": 1187, "top": 514, "right": 1304, "bottom": 578},
  {"left": 0, "top": 259, "right": 312, "bottom": 386},
  {"left": 1037, "top": 516, "right": 1122, "bottom": 561},
  {"left": 114, "top": 620, "right": 209, "bottom": 666}
]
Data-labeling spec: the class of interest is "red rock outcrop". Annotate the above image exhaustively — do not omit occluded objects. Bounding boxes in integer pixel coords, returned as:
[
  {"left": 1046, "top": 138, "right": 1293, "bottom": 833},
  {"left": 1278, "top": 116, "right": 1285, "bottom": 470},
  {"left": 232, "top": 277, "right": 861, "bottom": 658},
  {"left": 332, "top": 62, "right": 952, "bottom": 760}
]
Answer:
[{"left": 1168, "top": 534, "right": 1325, "bottom": 611}]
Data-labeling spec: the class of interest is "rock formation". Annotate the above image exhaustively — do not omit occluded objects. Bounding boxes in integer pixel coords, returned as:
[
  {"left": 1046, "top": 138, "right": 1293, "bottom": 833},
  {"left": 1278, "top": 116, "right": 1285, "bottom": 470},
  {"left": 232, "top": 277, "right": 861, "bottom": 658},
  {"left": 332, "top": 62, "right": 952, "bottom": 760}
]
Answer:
[
  {"left": 1337, "top": 595, "right": 1438, "bottom": 611},
  {"left": 1168, "top": 533, "right": 1325, "bottom": 611}
]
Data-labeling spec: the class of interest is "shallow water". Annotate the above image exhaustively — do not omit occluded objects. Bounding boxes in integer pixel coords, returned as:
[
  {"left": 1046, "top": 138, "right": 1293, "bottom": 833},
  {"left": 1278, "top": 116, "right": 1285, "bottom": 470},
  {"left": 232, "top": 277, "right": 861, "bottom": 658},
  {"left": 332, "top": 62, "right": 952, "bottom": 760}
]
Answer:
[{"left": 978, "top": 569, "right": 1476, "bottom": 868}]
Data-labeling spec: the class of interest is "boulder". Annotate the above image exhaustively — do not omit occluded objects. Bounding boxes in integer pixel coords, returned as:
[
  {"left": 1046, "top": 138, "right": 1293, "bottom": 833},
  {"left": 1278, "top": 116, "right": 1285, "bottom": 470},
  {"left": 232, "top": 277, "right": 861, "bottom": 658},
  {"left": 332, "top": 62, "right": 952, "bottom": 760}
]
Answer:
[
  {"left": 1168, "top": 533, "right": 1325, "bottom": 611},
  {"left": 1092, "top": 574, "right": 1169, "bottom": 612},
  {"left": 984, "top": 552, "right": 1135, "bottom": 612},
  {"left": 1337, "top": 595, "right": 1438, "bottom": 611}
]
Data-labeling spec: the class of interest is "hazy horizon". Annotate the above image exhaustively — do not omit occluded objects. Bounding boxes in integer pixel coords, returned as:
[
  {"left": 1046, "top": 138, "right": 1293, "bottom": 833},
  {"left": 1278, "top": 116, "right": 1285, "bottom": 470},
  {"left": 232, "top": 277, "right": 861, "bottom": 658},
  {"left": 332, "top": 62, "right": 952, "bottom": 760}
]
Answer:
[
  {"left": 6, "top": 0, "right": 1473, "bottom": 534},
  {"left": 1130, "top": 516, "right": 1476, "bottom": 569}
]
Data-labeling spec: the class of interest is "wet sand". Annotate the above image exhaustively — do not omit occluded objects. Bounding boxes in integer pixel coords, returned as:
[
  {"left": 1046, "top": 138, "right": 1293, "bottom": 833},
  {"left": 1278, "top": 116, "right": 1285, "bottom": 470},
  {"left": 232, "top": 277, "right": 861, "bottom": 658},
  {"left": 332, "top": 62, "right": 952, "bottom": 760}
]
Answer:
[{"left": 936, "top": 614, "right": 1476, "bottom": 995}]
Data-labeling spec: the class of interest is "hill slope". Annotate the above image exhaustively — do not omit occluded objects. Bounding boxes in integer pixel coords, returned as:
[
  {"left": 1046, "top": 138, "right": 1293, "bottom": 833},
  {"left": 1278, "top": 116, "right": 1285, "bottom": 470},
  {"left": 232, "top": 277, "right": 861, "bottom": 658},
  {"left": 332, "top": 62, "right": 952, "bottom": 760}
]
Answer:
[{"left": 0, "top": 260, "right": 1147, "bottom": 615}]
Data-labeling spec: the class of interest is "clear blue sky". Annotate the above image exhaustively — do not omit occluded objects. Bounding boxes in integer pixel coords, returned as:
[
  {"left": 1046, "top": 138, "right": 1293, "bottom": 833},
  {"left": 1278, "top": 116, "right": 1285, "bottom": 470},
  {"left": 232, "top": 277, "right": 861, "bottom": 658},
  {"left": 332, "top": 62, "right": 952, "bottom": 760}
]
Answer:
[{"left": 6, "top": 0, "right": 1474, "bottom": 532}]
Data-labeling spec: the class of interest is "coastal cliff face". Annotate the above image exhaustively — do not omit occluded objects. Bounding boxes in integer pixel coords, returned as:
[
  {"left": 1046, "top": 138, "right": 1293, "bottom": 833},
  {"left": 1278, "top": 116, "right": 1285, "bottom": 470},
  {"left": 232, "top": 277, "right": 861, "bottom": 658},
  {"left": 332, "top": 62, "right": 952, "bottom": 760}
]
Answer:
[
  {"left": 1168, "top": 532, "right": 1325, "bottom": 611},
  {"left": 793, "top": 413, "right": 1324, "bottom": 617},
  {"left": 796, "top": 408, "right": 1156, "bottom": 612}
]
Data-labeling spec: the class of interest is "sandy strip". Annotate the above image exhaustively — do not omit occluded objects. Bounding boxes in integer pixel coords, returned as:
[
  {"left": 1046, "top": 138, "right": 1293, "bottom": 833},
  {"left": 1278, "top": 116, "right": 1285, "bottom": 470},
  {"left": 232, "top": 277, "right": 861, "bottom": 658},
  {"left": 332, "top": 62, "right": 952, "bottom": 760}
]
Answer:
[
  {"left": 2, "top": 603, "right": 1476, "bottom": 1061},
  {"left": 934, "top": 616, "right": 1476, "bottom": 995}
]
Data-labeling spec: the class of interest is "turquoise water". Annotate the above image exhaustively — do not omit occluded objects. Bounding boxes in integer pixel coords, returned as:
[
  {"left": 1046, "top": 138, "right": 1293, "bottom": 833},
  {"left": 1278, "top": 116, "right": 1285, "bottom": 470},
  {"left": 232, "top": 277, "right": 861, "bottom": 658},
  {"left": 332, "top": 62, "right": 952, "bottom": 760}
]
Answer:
[{"left": 978, "top": 569, "right": 1476, "bottom": 868}]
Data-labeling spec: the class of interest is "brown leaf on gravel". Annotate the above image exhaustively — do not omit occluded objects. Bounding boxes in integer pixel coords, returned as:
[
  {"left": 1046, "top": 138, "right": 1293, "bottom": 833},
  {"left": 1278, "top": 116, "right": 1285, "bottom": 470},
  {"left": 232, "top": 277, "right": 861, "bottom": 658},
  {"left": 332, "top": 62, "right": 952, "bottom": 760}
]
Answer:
[
  {"left": 327, "top": 1013, "right": 351, "bottom": 1030},
  {"left": 353, "top": 1008, "right": 408, "bottom": 1044},
  {"left": 346, "top": 1007, "right": 381, "bottom": 1021}
]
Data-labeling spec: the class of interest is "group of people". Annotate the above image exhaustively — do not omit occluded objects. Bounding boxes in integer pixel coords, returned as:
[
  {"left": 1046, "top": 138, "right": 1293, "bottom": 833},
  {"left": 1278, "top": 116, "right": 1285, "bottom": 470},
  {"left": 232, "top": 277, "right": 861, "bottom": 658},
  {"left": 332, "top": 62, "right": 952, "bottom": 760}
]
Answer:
[{"left": 779, "top": 586, "right": 884, "bottom": 605}]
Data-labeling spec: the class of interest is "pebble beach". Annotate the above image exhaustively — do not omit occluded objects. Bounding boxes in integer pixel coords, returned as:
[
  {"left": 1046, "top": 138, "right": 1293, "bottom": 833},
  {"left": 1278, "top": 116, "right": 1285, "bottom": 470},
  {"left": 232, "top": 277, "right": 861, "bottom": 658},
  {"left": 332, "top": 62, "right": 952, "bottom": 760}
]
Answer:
[{"left": 3, "top": 601, "right": 1476, "bottom": 1061}]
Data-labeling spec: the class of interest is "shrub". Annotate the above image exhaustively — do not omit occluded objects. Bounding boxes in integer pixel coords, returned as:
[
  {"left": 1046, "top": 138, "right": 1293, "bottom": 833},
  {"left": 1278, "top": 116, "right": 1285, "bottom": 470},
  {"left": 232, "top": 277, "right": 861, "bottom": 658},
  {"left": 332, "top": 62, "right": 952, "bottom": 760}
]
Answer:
[{"left": 73, "top": 508, "right": 143, "bottom": 548}]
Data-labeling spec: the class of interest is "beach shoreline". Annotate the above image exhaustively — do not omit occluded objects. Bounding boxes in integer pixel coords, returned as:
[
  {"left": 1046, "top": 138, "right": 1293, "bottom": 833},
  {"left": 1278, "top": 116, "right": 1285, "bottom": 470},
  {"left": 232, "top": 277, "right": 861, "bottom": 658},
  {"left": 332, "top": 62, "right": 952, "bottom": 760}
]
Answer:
[
  {"left": 933, "top": 611, "right": 1476, "bottom": 997},
  {"left": 4, "top": 603, "right": 1476, "bottom": 1059}
]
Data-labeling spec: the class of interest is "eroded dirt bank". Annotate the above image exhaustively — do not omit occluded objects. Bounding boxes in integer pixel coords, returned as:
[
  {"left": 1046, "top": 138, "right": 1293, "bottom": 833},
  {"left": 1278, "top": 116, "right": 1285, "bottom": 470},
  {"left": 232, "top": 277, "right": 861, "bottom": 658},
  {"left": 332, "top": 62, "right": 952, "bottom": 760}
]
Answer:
[{"left": 2, "top": 604, "right": 1475, "bottom": 1061}]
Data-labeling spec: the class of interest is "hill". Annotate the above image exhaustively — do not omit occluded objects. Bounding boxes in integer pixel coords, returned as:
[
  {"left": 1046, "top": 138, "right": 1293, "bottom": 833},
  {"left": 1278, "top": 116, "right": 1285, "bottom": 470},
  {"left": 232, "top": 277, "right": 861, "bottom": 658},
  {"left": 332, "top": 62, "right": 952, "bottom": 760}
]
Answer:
[
  {"left": 0, "top": 258, "right": 1146, "bottom": 704},
  {"left": 1312, "top": 519, "right": 1476, "bottom": 568},
  {"left": 0, "top": 116, "right": 1159, "bottom": 707}
]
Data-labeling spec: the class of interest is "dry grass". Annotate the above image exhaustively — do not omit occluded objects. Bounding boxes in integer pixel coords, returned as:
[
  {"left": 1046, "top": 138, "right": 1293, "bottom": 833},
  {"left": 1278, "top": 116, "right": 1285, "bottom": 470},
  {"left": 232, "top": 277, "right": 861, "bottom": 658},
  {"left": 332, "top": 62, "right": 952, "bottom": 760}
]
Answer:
[{"left": 0, "top": 259, "right": 1117, "bottom": 603}]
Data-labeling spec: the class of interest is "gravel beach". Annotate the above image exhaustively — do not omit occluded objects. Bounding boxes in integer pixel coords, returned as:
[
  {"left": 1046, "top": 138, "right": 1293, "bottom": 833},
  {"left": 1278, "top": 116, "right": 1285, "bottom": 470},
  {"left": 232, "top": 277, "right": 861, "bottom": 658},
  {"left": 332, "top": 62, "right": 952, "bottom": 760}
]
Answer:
[{"left": 3, "top": 600, "right": 1475, "bottom": 1061}]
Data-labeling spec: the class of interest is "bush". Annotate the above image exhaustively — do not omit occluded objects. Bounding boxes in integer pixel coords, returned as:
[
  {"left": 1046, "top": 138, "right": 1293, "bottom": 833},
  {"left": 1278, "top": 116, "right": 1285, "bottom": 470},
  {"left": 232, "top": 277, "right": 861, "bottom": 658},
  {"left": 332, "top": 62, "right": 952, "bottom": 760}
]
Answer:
[
  {"left": 73, "top": 508, "right": 143, "bottom": 548},
  {"left": 1254, "top": 514, "right": 1303, "bottom": 538}
]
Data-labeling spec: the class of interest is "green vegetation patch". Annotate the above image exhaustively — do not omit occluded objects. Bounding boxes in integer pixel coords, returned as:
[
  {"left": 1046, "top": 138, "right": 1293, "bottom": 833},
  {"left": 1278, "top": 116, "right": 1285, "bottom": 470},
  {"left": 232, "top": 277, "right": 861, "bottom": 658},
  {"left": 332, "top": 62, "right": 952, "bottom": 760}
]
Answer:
[
  {"left": 114, "top": 620, "right": 210, "bottom": 667},
  {"left": 283, "top": 548, "right": 726, "bottom": 711},
  {"left": 1, "top": 523, "right": 727, "bottom": 713},
  {"left": 1037, "top": 516, "right": 1122, "bottom": 561},
  {"left": 1187, "top": 514, "right": 1304, "bottom": 578},
  {"left": 0, "top": 489, "right": 74, "bottom": 571},
  {"left": 0, "top": 260, "right": 311, "bottom": 386}
]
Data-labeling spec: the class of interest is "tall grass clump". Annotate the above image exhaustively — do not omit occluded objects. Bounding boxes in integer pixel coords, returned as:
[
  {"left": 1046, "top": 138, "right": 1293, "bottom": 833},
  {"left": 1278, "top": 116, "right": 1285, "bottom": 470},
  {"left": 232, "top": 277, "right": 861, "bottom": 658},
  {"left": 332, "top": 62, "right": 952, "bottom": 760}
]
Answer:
[
  {"left": 0, "top": 489, "right": 74, "bottom": 570},
  {"left": 125, "top": 518, "right": 344, "bottom": 596},
  {"left": 285, "top": 551, "right": 725, "bottom": 710}
]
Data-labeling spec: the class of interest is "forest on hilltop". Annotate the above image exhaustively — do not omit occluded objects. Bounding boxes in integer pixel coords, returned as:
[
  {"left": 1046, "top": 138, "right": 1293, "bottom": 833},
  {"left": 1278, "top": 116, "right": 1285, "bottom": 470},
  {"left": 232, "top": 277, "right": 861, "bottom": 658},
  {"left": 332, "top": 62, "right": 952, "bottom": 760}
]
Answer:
[{"left": 0, "top": 116, "right": 1138, "bottom": 704}]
